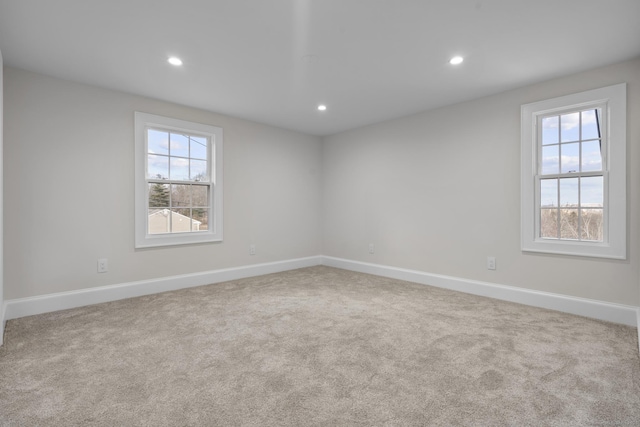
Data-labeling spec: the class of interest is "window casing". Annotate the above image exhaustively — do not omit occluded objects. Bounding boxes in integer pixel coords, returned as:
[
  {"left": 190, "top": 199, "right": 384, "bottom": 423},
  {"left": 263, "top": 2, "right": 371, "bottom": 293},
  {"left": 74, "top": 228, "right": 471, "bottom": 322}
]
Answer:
[
  {"left": 135, "top": 112, "right": 223, "bottom": 248},
  {"left": 521, "top": 84, "right": 626, "bottom": 259}
]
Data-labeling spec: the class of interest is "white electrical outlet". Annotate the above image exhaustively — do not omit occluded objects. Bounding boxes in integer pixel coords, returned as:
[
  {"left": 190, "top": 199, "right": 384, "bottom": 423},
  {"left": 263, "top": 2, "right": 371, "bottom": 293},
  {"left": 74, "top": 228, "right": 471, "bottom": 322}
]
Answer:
[
  {"left": 368, "top": 243, "right": 375, "bottom": 254},
  {"left": 487, "top": 256, "right": 496, "bottom": 270},
  {"left": 98, "top": 258, "right": 108, "bottom": 273},
  {"left": 249, "top": 244, "right": 256, "bottom": 255}
]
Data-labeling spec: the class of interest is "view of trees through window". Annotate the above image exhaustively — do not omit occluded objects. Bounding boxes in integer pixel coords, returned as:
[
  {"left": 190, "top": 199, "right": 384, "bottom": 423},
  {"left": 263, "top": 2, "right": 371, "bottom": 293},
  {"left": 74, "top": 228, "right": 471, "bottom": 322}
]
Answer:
[
  {"left": 146, "top": 128, "right": 210, "bottom": 234},
  {"left": 539, "top": 108, "right": 603, "bottom": 241},
  {"left": 540, "top": 208, "right": 602, "bottom": 241}
]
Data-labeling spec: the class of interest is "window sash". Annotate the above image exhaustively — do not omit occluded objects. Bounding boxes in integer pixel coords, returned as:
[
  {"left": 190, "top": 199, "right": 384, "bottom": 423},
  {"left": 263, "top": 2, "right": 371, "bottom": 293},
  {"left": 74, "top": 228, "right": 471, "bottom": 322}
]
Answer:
[
  {"left": 533, "top": 104, "right": 607, "bottom": 243},
  {"left": 535, "top": 174, "right": 607, "bottom": 242},
  {"left": 144, "top": 127, "right": 213, "bottom": 235}
]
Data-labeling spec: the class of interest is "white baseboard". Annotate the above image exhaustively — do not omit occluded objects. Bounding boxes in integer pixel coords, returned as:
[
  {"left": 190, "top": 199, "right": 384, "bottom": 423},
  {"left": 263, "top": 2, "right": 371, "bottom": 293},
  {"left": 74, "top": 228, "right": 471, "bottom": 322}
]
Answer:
[
  {"left": 2, "top": 255, "right": 638, "bottom": 332},
  {"left": 0, "top": 303, "right": 5, "bottom": 346},
  {"left": 3, "top": 256, "right": 322, "bottom": 322},
  {"left": 637, "top": 308, "right": 640, "bottom": 353},
  {"left": 321, "top": 256, "right": 639, "bottom": 327}
]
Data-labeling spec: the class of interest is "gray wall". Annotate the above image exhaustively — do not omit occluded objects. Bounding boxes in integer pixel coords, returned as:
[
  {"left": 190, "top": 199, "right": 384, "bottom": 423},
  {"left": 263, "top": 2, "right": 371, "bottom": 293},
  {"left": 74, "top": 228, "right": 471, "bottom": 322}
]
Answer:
[
  {"left": 3, "top": 67, "right": 323, "bottom": 299},
  {"left": 322, "top": 58, "right": 640, "bottom": 306},
  {"left": 0, "top": 50, "right": 4, "bottom": 343},
  {"left": 4, "top": 58, "right": 639, "bottom": 308}
]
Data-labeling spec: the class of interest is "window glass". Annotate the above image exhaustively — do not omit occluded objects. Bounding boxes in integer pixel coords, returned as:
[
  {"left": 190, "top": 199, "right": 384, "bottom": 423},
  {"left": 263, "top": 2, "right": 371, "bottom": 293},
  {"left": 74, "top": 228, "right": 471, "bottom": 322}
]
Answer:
[
  {"left": 540, "top": 179, "right": 557, "bottom": 207},
  {"left": 580, "top": 209, "right": 603, "bottom": 241},
  {"left": 148, "top": 129, "right": 169, "bottom": 155},
  {"left": 147, "top": 132, "right": 211, "bottom": 235},
  {"left": 191, "top": 159, "right": 208, "bottom": 181},
  {"left": 581, "top": 176, "right": 603, "bottom": 206},
  {"left": 541, "top": 116, "right": 559, "bottom": 145},
  {"left": 560, "top": 112, "right": 580, "bottom": 142},
  {"left": 147, "top": 154, "right": 169, "bottom": 180},
  {"left": 560, "top": 209, "right": 579, "bottom": 239},
  {"left": 191, "top": 136, "right": 208, "bottom": 160},
  {"left": 170, "top": 157, "right": 190, "bottom": 181},
  {"left": 559, "top": 178, "right": 579, "bottom": 206},
  {"left": 581, "top": 109, "right": 600, "bottom": 141},
  {"left": 560, "top": 143, "right": 579, "bottom": 173},
  {"left": 581, "top": 140, "right": 602, "bottom": 172},
  {"left": 148, "top": 183, "right": 170, "bottom": 208},
  {"left": 541, "top": 145, "right": 559, "bottom": 175},
  {"left": 170, "top": 133, "right": 190, "bottom": 157},
  {"left": 540, "top": 208, "right": 558, "bottom": 239}
]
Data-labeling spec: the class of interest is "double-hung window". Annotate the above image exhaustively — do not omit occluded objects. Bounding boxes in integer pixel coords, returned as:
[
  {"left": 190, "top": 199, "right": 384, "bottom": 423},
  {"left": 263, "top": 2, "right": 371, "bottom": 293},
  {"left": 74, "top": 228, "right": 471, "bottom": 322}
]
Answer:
[
  {"left": 135, "top": 112, "right": 223, "bottom": 248},
  {"left": 521, "top": 84, "right": 626, "bottom": 259}
]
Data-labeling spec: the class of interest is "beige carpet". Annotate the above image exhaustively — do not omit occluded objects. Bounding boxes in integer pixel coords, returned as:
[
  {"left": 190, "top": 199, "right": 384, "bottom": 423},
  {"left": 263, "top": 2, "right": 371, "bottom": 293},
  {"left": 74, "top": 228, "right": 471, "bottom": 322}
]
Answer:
[{"left": 1, "top": 266, "right": 639, "bottom": 426}]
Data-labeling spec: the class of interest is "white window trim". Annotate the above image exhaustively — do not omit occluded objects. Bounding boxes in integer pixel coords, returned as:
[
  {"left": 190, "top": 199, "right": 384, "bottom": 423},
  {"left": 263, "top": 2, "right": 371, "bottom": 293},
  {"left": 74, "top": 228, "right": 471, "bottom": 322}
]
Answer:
[
  {"left": 134, "top": 112, "right": 223, "bottom": 248},
  {"left": 521, "top": 84, "right": 626, "bottom": 259}
]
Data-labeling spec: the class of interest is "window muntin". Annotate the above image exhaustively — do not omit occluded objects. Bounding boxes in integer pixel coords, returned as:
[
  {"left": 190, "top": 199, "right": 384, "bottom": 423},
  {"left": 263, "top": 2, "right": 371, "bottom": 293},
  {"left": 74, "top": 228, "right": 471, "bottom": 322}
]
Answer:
[
  {"left": 537, "top": 108, "right": 604, "bottom": 242},
  {"left": 521, "top": 84, "right": 626, "bottom": 259},
  {"left": 135, "top": 112, "right": 223, "bottom": 248}
]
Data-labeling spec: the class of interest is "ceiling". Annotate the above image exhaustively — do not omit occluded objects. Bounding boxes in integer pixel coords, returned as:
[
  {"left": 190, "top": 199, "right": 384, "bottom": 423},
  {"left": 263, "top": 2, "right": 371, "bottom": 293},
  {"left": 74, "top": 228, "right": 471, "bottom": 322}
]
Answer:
[{"left": 1, "top": 0, "right": 639, "bottom": 136}]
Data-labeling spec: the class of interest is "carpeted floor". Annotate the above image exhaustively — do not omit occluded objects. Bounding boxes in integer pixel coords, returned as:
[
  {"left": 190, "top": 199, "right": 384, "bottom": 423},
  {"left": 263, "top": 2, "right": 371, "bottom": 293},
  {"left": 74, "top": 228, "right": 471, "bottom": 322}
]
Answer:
[{"left": 0, "top": 266, "right": 639, "bottom": 426}]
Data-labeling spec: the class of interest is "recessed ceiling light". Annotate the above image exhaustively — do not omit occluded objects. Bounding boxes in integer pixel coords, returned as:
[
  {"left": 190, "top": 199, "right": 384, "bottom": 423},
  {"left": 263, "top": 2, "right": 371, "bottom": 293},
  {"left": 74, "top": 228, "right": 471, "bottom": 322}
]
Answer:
[
  {"left": 449, "top": 56, "right": 464, "bottom": 65},
  {"left": 317, "top": 105, "right": 327, "bottom": 111},
  {"left": 168, "top": 56, "right": 183, "bottom": 66}
]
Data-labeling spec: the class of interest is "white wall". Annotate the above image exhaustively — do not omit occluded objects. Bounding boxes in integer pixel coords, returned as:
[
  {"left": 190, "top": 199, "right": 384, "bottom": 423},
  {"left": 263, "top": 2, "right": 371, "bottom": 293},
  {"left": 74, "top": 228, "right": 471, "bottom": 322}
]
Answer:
[
  {"left": 322, "top": 58, "right": 640, "bottom": 306},
  {"left": 3, "top": 67, "right": 322, "bottom": 300},
  {"left": 4, "top": 58, "right": 639, "bottom": 311},
  {"left": 0, "top": 51, "right": 4, "bottom": 344}
]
